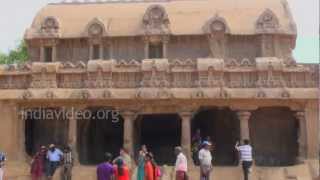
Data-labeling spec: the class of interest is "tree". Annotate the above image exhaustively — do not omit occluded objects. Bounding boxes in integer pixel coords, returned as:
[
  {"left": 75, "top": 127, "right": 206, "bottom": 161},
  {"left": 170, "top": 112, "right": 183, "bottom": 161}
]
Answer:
[{"left": 0, "top": 40, "right": 29, "bottom": 64}]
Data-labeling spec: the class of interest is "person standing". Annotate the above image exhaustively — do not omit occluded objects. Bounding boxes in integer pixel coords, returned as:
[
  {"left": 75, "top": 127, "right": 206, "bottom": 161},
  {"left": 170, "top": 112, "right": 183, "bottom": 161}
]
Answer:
[
  {"left": 114, "top": 159, "right": 130, "bottom": 180},
  {"left": 192, "top": 129, "right": 202, "bottom": 165},
  {"left": 144, "top": 153, "right": 155, "bottom": 180},
  {"left": 174, "top": 146, "right": 188, "bottom": 180},
  {"left": 0, "top": 151, "right": 6, "bottom": 180},
  {"left": 62, "top": 146, "right": 73, "bottom": 180},
  {"left": 97, "top": 152, "right": 114, "bottom": 180},
  {"left": 113, "top": 148, "right": 132, "bottom": 171},
  {"left": 199, "top": 141, "right": 213, "bottom": 180},
  {"left": 137, "top": 145, "right": 148, "bottom": 180},
  {"left": 46, "top": 144, "right": 63, "bottom": 179},
  {"left": 235, "top": 140, "right": 253, "bottom": 180},
  {"left": 31, "top": 146, "right": 47, "bottom": 180}
]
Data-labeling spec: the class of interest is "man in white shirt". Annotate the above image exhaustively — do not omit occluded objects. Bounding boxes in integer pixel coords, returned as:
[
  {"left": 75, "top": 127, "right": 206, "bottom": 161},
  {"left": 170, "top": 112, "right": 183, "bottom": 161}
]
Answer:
[
  {"left": 175, "top": 146, "right": 188, "bottom": 180},
  {"left": 198, "top": 141, "right": 213, "bottom": 180},
  {"left": 235, "top": 139, "right": 253, "bottom": 180},
  {"left": 46, "top": 144, "right": 63, "bottom": 179}
]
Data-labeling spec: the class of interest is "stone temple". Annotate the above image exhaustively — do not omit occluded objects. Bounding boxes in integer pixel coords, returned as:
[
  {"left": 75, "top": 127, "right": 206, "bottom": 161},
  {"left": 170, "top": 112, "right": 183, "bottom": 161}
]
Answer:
[{"left": 0, "top": 0, "right": 319, "bottom": 179}]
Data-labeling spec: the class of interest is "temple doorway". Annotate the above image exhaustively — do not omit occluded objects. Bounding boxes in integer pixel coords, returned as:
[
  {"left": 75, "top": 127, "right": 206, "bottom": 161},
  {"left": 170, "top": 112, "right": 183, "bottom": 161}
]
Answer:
[
  {"left": 25, "top": 108, "right": 69, "bottom": 156},
  {"left": 78, "top": 107, "right": 124, "bottom": 165},
  {"left": 191, "top": 107, "right": 240, "bottom": 166},
  {"left": 250, "top": 107, "right": 299, "bottom": 166},
  {"left": 135, "top": 114, "right": 181, "bottom": 165}
]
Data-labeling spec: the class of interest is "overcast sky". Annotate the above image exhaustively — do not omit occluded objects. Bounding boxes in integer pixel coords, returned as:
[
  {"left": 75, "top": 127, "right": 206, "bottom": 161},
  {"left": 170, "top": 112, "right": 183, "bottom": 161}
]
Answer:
[{"left": 0, "top": 0, "right": 318, "bottom": 63}]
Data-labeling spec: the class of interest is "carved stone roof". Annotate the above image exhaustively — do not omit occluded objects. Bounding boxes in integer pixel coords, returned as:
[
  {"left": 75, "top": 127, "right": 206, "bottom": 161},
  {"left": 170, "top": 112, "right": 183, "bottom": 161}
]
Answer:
[{"left": 25, "top": 0, "right": 296, "bottom": 39}]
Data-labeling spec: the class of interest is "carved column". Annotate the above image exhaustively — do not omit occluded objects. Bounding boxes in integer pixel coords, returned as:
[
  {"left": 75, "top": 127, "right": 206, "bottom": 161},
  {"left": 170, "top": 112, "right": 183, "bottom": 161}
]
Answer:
[
  {"left": 295, "top": 111, "right": 307, "bottom": 162},
  {"left": 179, "top": 111, "right": 193, "bottom": 166},
  {"left": 121, "top": 110, "right": 137, "bottom": 156},
  {"left": 99, "top": 44, "right": 104, "bottom": 59},
  {"left": 237, "top": 111, "right": 252, "bottom": 141},
  {"left": 89, "top": 44, "right": 94, "bottom": 60},
  {"left": 68, "top": 107, "right": 80, "bottom": 165},
  {"left": 40, "top": 46, "right": 45, "bottom": 62},
  {"left": 52, "top": 45, "right": 57, "bottom": 62},
  {"left": 162, "top": 36, "right": 169, "bottom": 58}
]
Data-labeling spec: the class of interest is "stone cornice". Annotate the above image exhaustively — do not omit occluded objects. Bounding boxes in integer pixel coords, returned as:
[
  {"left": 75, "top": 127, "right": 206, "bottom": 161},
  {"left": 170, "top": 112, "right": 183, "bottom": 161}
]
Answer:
[{"left": 0, "top": 88, "right": 318, "bottom": 100}]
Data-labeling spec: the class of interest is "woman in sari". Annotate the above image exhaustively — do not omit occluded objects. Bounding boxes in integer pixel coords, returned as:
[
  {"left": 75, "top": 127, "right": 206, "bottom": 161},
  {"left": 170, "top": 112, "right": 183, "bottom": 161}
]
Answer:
[
  {"left": 144, "top": 153, "right": 154, "bottom": 180},
  {"left": 137, "top": 145, "right": 147, "bottom": 180},
  {"left": 114, "top": 159, "right": 130, "bottom": 180},
  {"left": 30, "top": 146, "right": 47, "bottom": 180}
]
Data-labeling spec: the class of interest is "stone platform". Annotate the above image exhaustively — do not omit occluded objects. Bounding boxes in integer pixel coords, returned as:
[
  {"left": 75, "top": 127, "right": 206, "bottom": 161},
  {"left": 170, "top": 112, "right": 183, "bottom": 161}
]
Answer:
[{"left": 3, "top": 160, "right": 319, "bottom": 180}]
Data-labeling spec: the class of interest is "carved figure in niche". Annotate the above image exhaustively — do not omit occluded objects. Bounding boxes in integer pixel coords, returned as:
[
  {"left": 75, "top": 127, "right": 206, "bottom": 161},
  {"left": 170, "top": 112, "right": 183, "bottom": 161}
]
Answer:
[
  {"left": 89, "top": 23, "right": 103, "bottom": 37},
  {"left": 143, "top": 5, "right": 170, "bottom": 34},
  {"left": 256, "top": 9, "right": 279, "bottom": 32},
  {"left": 41, "top": 17, "right": 59, "bottom": 33},
  {"left": 204, "top": 15, "right": 229, "bottom": 58}
]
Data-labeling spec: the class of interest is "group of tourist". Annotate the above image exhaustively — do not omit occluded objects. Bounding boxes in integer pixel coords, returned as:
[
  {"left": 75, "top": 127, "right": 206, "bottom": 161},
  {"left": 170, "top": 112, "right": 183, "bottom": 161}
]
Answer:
[
  {"left": 191, "top": 129, "right": 253, "bottom": 180},
  {"left": 30, "top": 144, "right": 73, "bottom": 180},
  {"left": 97, "top": 145, "right": 161, "bottom": 180},
  {"left": 0, "top": 135, "right": 253, "bottom": 180}
]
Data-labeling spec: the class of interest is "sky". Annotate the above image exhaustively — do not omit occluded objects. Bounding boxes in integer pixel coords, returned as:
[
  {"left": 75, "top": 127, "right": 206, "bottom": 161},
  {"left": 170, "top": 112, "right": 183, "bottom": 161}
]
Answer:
[{"left": 0, "top": 0, "right": 318, "bottom": 63}]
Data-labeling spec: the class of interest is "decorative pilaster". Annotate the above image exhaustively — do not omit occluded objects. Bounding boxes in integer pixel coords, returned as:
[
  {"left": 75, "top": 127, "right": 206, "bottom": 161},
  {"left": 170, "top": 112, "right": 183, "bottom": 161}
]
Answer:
[
  {"left": 121, "top": 110, "right": 138, "bottom": 156},
  {"left": 295, "top": 111, "right": 307, "bottom": 162},
  {"left": 237, "top": 111, "right": 252, "bottom": 141},
  {"left": 179, "top": 111, "right": 193, "bottom": 166}
]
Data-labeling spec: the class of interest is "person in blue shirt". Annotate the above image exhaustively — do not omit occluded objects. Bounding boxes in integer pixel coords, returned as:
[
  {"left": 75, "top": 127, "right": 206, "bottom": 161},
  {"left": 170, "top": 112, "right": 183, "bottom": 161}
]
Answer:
[
  {"left": 0, "top": 151, "right": 6, "bottom": 180},
  {"left": 46, "top": 144, "right": 63, "bottom": 179}
]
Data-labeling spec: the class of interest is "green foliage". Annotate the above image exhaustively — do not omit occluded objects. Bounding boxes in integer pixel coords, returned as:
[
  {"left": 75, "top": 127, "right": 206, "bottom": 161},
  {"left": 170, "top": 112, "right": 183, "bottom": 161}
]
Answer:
[{"left": 0, "top": 40, "right": 29, "bottom": 64}]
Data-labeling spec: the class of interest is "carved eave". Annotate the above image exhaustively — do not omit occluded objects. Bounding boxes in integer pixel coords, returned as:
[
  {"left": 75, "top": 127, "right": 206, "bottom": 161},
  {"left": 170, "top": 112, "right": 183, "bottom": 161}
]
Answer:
[
  {"left": 87, "top": 59, "right": 115, "bottom": 72},
  {"left": 255, "top": 9, "right": 281, "bottom": 34},
  {"left": 0, "top": 88, "right": 318, "bottom": 100},
  {"left": 142, "top": 59, "right": 169, "bottom": 72},
  {"left": 197, "top": 58, "right": 224, "bottom": 72},
  {"left": 113, "top": 60, "right": 141, "bottom": 73},
  {"left": 31, "top": 62, "right": 61, "bottom": 73},
  {"left": 255, "top": 57, "right": 284, "bottom": 71},
  {"left": 170, "top": 59, "right": 196, "bottom": 72}
]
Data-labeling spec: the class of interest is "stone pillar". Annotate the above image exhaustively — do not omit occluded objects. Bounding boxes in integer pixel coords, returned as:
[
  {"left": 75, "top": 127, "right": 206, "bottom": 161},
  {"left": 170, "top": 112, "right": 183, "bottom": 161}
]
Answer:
[
  {"left": 89, "top": 45, "right": 94, "bottom": 60},
  {"left": 121, "top": 111, "right": 137, "bottom": 157},
  {"left": 68, "top": 107, "right": 80, "bottom": 165},
  {"left": 99, "top": 44, "right": 104, "bottom": 59},
  {"left": 52, "top": 45, "right": 57, "bottom": 62},
  {"left": 179, "top": 111, "right": 193, "bottom": 166},
  {"left": 237, "top": 111, "right": 252, "bottom": 141},
  {"left": 295, "top": 111, "right": 307, "bottom": 162},
  {"left": 40, "top": 46, "right": 45, "bottom": 62}
]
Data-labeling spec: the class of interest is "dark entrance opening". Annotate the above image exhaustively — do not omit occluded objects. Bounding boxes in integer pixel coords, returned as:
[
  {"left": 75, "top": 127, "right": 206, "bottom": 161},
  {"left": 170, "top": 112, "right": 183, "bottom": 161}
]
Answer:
[
  {"left": 250, "top": 107, "right": 298, "bottom": 166},
  {"left": 78, "top": 107, "right": 123, "bottom": 165},
  {"left": 25, "top": 108, "right": 68, "bottom": 156},
  {"left": 192, "top": 107, "right": 240, "bottom": 166},
  {"left": 135, "top": 114, "right": 181, "bottom": 165}
]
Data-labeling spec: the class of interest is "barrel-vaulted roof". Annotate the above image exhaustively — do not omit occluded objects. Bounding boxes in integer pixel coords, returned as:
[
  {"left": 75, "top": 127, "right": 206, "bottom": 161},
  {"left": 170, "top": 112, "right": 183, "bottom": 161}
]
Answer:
[{"left": 25, "top": 0, "right": 297, "bottom": 39}]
